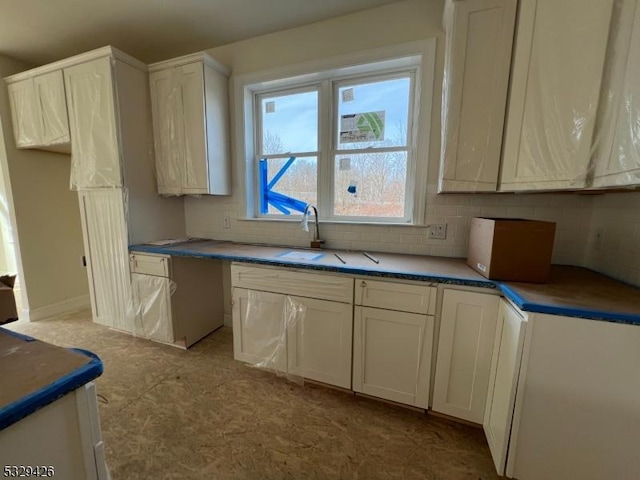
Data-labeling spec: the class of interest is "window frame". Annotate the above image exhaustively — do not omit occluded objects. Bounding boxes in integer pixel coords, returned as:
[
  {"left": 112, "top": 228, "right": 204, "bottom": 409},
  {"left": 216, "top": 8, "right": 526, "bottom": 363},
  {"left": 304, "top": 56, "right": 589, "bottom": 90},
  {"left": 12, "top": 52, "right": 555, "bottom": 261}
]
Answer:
[{"left": 233, "top": 39, "right": 436, "bottom": 226}]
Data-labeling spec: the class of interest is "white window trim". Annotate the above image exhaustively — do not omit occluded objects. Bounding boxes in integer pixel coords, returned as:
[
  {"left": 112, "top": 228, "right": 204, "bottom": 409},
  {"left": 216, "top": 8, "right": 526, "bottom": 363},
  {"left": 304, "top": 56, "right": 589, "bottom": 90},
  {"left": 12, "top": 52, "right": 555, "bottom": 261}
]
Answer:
[{"left": 233, "top": 38, "right": 436, "bottom": 226}]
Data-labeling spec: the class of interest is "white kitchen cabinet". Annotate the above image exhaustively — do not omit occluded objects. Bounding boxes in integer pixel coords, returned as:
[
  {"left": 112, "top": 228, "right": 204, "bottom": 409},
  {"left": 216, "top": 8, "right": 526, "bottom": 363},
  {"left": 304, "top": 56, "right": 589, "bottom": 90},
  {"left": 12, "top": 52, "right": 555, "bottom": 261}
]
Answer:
[
  {"left": 34, "top": 71, "right": 70, "bottom": 147},
  {"left": 231, "top": 264, "right": 354, "bottom": 387},
  {"left": 592, "top": 1, "right": 640, "bottom": 188},
  {"left": 149, "top": 53, "right": 231, "bottom": 196},
  {"left": 483, "top": 299, "right": 527, "bottom": 476},
  {"left": 232, "top": 287, "right": 287, "bottom": 373},
  {"left": 353, "top": 279, "right": 435, "bottom": 408},
  {"left": 130, "top": 253, "right": 224, "bottom": 348},
  {"left": 433, "top": 288, "right": 499, "bottom": 423},
  {"left": 131, "top": 272, "right": 174, "bottom": 344},
  {"left": 78, "top": 189, "right": 131, "bottom": 332},
  {"left": 500, "top": 0, "right": 615, "bottom": 191},
  {"left": 355, "top": 278, "right": 435, "bottom": 315},
  {"left": 64, "top": 57, "right": 122, "bottom": 189},
  {"left": 503, "top": 311, "right": 640, "bottom": 479},
  {"left": 439, "top": 0, "right": 517, "bottom": 192},
  {"left": 0, "top": 382, "right": 108, "bottom": 480},
  {"left": 353, "top": 306, "right": 433, "bottom": 408},
  {"left": 6, "top": 70, "right": 70, "bottom": 151},
  {"left": 287, "top": 297, "right": 353, "bottom": 389},
  {"left": 7, "top": 78, "right": 40, "bottom": 148}
]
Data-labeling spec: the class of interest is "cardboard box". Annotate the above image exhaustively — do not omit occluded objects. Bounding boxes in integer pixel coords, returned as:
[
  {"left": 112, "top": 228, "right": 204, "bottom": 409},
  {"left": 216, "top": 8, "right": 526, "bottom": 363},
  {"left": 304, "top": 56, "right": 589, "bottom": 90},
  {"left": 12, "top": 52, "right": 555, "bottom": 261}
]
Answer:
[
  {"left": 0, "top": 275, "right": 18, "bottom": 325},
  {"left": 467, "top": 218, "right": 556, "bottom": 283}
]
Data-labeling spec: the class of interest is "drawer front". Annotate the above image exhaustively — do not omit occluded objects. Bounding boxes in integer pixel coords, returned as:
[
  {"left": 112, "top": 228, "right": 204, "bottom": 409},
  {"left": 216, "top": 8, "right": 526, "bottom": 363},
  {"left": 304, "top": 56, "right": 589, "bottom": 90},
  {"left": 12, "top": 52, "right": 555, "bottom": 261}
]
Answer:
[
  {"left": 355, "top": 279, "right": 436, "bottom": 315},
  {"left": 129, "top": 253, "right": 171, "bottom": 277},
  {"left": 231, "top": 264, "right": 353, "bottom": 304}
]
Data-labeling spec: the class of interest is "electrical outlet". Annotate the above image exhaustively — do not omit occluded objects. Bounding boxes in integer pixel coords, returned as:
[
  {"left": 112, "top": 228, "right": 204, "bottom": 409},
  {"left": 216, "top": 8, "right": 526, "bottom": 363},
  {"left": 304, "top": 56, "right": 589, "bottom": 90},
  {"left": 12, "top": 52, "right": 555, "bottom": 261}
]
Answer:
[
  {"left": 223, "top": 215, "right": 231, "bottom": 229},
  {"left": 428, "top": 224, "right": 447, "bottom": 240}
]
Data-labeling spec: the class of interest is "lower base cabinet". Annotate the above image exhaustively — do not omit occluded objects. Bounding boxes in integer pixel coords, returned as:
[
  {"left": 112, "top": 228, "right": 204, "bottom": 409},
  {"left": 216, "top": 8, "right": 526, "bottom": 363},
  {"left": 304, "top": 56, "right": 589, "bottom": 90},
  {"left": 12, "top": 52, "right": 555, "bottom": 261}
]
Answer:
[
  {"left": 231, "top": 285, "right": 353, "bottom": 389},
  {"left": 353, "top": 306, "right": 434, "bottom": 408},
  {"left": 433, "top": 289, "right": 499, "bottom": 423},
  {"left": 0, "top": 382, "right": 109, "bottom": 480},
  {"left": 483, "top": 299, "right": 527, "bottom": 476},
  {"left": 129, "top": 253, "right": 225, "bottom": 348}
]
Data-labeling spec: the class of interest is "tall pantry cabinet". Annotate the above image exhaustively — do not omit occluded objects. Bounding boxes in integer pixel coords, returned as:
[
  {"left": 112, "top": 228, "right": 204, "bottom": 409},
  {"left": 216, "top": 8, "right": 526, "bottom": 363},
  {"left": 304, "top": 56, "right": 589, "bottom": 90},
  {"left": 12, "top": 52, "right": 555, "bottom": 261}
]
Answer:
[{"left": 63, "top": 47, "right": 185, "bottom": 331}]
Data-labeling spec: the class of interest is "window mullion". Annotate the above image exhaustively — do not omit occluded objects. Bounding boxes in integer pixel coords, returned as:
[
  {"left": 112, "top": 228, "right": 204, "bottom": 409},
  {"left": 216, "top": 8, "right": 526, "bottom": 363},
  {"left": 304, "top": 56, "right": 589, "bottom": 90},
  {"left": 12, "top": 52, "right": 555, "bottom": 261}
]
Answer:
[{"left": 317, "top": 79, "right": 333, "bottom": 219}]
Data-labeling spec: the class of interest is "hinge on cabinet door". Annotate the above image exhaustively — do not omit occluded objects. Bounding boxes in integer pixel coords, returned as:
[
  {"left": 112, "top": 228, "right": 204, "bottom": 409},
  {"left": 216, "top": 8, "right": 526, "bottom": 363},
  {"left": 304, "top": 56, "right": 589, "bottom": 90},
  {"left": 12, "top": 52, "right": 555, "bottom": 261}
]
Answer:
[{"left": 82, "top": 256, "right": 87, "bottom": 267}]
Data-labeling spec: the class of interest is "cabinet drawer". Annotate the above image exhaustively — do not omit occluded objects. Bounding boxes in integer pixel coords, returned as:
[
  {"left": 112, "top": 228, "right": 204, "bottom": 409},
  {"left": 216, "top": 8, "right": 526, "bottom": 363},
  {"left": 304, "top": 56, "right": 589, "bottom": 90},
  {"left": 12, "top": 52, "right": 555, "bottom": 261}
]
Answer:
[
  {"left": 129, "top": 253, "right": 171, "bottom": 277},
  {"left": 355, "top": 279, "right": 436, "bottom": 315},
  {"left": 231, "top": 264, "right": 353, "bottom": 304}
]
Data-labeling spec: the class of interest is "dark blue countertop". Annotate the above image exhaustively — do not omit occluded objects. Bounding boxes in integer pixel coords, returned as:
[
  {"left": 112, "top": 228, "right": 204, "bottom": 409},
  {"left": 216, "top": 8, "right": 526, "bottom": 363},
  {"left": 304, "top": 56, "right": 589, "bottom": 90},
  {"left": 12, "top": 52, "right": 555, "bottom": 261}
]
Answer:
[
  {"left": 130, "top": 239, "right": 640, "bottom": 326},
  {"left": 0, "top": 329, "right": 103, "bottom": 431}
]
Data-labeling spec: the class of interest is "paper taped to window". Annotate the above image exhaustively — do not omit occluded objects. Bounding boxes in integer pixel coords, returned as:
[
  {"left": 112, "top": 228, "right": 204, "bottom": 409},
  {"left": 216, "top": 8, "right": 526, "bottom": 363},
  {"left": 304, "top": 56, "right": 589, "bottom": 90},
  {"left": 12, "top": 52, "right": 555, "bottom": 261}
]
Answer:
[{"left": 340, "top": 111, "right": 385, "bottom": 143}]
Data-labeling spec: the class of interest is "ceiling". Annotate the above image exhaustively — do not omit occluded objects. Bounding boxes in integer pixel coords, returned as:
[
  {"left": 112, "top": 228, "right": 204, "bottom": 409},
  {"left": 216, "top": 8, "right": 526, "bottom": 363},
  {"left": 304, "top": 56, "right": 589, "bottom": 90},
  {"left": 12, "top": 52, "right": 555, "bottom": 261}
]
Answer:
[{"left": 0, "top": 0, "right": 402, "bottom": 67}]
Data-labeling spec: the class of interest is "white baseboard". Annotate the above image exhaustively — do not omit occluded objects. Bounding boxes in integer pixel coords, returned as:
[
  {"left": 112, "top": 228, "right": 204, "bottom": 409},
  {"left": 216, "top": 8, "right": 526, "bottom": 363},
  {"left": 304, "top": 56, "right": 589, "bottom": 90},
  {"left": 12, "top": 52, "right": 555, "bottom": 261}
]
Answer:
[
  {"left": 28, "top": 295, "right": 91, "bottom": 321},
  {"left": 224, "top": 313, "right": 232, "bottom": 327}
]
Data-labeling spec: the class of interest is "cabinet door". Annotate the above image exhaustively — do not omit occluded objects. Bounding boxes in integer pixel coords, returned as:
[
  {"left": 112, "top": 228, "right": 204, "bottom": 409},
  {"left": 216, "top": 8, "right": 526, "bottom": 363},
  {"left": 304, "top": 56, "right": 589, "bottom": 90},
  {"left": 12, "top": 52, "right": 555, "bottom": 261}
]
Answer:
[
  {"left": 179, "top": 63, "right": 209, "bottom": 193},
  {"left": 287, "top": 297, "right": 353, "bottom": 388},
  {"left": 484, "top": 299, "right": 527, "bottom": 476},
  {"left": 131, "top": 273, "right": 174, "bottom": 344},
  {"left": 7, "top": 79, "right": 41, "bottom": 148},
  {"left": 433, "top": 289, "right": 499, "bottom": 423},
  {"left": 353, "top": 306, "right": 434, "bottom": 408},
  {"left": 593, "top": 1, "right": 640, "bottom": 187},
  {"left": 500, "top": 0, "right": 614, "bottom": 191},
  {"left": 439, "top": 0, "right": 516, "bottom": 192},
  {"left": 149, "top": 68, "right": 183, "bottom": 194},
  {"left": 232, "top": 288, "right": 287, "bottom": 373},
  {"left": 78, "top": 189, "right": 131, "bottom": 331},
  {"left": 34, "top": 70, "right": 70, "bottom": 146},
  {"left": 65, "top": 57, "right": 122, "bottom": 188}
]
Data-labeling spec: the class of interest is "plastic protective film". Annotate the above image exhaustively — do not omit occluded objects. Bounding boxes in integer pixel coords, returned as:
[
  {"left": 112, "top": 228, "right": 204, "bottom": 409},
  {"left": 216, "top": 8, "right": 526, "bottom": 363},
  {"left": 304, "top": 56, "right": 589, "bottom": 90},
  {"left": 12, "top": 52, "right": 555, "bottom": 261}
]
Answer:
[
  {"left": 68, "top": 56, "right": 122, "bottom": 190},
  {"left": 7, "top": 80, "right": 39, "bottom": 147},
  {"left": 244, "top": 290, "right": 306, "bottom": 385},
  {"left": 439, "top": 0, "right": 640, "bottom": 192},
  {"left": 81, "top": 188, "right": 133, "bottom": 332},
  {"left": 129, "top": 274, "right": 177, "bottom": 343}
]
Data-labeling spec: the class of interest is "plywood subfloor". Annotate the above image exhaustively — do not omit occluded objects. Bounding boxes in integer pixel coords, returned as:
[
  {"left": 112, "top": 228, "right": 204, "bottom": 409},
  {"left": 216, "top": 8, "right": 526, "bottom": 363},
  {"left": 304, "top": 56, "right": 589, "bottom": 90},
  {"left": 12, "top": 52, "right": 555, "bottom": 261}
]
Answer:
[{"left": 7, "top": 311, "right": 500, "bottom": 480}]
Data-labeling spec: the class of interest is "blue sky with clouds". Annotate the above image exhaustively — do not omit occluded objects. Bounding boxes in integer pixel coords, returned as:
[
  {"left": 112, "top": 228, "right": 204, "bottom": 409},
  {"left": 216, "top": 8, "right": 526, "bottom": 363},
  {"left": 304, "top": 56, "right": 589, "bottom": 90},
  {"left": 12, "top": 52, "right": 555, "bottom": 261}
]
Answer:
[{"left": 261, "top": 76, "right": 410, "bottom": 154}]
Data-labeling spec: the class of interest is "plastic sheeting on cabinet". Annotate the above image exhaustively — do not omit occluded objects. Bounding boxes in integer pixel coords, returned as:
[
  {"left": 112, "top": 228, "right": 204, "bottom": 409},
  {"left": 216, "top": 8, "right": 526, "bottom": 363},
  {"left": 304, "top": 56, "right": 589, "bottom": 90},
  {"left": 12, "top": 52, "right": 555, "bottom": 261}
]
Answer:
[
  {"left": 245, "top": 290, "right": 306, "bottom": 385},
  {"left": 441, "top": 0, "right": 640, "bottom": 192},
  {"left": 129, "top": 273, "right": 177, "bottom": 344},
  {"left": 65, "top": 56, "right": 122, "bottom": 190},
  {"left": 591, "top": 0, "right": 640, "bottom": 187},
  {"left": 80, "top": 189, "right": 133, "bottom": 332},
  {"left": 499, "top": 0, "right": 640, "bottom": 191}
]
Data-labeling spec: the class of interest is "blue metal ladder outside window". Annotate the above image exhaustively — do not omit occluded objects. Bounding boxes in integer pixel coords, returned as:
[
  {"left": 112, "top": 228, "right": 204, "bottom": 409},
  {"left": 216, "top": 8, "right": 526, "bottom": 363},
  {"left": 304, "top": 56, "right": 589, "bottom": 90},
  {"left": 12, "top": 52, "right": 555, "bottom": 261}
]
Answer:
[{"left": 259, "top": 157, "right": 308, "bottom": 215}]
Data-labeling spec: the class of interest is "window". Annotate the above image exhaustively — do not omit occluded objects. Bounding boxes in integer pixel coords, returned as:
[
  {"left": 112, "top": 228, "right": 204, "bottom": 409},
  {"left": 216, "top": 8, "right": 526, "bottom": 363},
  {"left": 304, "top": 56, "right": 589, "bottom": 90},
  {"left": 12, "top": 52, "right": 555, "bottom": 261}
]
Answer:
[{"left": 239, "top": 43, "right": 434, "bottom": 224}]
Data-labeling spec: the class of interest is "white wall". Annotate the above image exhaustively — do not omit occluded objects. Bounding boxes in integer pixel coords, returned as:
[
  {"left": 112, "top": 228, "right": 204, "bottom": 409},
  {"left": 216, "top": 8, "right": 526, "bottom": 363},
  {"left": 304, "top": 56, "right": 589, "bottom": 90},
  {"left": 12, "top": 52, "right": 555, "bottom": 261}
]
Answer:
[
  {"left": 585, "top": 191, "right": 640, "bottom": 287},
  {"left": 0, "top": 55, "right": 89, "bottom": 317},
  {"left": 184, "top": 0, "right": 593, "bottom": 268}
]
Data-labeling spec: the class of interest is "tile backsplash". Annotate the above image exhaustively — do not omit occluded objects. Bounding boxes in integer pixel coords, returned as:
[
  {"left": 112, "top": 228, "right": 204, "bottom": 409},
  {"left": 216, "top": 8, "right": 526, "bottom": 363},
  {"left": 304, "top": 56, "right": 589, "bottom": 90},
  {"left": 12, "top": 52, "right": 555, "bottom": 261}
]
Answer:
[
  {"left": 185, "top": 189, "right": 594, "bottom": 266},
  {"left": 585, "top": 191, "right": 640, "bottom": 287}
]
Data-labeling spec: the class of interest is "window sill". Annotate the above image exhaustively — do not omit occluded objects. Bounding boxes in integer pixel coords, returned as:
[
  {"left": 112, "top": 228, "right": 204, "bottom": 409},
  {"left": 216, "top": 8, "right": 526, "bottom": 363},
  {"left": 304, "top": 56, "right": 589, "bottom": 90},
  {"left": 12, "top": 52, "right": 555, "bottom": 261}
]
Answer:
[{"left": 238, "top": 217, "right": 425, "bottom": 228}]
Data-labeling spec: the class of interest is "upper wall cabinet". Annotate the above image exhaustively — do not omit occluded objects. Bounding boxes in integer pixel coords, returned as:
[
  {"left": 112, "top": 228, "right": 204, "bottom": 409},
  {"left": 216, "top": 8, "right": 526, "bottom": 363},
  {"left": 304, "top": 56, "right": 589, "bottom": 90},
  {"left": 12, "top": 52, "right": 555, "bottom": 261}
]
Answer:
[
  {"left": 6, "top": 70, "right": 70, "bottom": 153},
  {"left": 64, "top": 57, "right": 122, "bottom": 189},
  {"left": 439, "top": 0, "right": 517, "bottom": 193},
  {"left": 149, "top": 53, "right": 231, "bottom": 196},
  {"left": 500, "top": 0, "right": 615, "bottom": 191},
  {"left": 592, "top": 0, "right": 640, "bottom": 188}
]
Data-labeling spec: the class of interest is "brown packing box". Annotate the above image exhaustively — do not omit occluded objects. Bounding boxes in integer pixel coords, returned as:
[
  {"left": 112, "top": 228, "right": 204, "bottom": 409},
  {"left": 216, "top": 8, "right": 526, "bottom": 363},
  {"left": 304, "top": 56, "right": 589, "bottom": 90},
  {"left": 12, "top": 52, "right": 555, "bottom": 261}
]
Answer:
[
  {"left": 467, "top": 218, "right": 556, "bottom": 283},
  {"left": 0, "top": 275, "right": 18, "bottom": 325}
]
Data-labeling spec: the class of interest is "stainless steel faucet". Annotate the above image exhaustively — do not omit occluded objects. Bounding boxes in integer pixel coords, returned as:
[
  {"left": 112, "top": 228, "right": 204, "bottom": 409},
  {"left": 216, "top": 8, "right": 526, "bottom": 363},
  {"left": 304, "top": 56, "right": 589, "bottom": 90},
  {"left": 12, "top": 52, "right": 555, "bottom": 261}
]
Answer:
[{"left": 302, "top": 204, "right": 324, "bottom": 248}]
